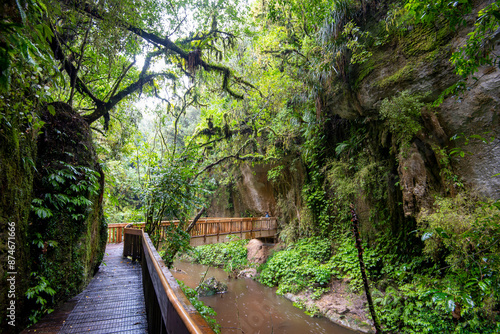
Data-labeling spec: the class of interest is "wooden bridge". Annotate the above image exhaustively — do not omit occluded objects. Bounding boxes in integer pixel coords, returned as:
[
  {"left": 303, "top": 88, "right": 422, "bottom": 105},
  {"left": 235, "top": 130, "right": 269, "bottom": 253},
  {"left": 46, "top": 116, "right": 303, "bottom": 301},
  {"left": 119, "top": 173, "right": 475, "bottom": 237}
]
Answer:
[
  {"left": 24, "top": 228, "right": 215, "bottom": 334},
  {"left": 107, "top": 217, "right": 278, "bottom": 246}
]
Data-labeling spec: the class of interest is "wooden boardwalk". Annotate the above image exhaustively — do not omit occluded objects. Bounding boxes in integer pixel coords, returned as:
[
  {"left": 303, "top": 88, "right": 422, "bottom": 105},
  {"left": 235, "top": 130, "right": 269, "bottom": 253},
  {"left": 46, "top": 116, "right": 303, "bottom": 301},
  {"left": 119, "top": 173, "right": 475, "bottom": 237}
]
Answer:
[
  {"left": 59, "top": 243, "right": 148, "bottom": 333},
  {"left": 23, "top": 243, "right": 148, "bottom": 333}
]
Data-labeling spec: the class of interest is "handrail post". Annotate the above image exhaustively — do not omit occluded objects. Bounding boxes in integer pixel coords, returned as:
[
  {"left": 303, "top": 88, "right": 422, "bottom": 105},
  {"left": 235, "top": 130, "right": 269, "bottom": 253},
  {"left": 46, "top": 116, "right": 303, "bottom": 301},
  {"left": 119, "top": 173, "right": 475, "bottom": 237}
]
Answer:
[{"left": 216, "top": 220, "right": 220, "bottom": 243}]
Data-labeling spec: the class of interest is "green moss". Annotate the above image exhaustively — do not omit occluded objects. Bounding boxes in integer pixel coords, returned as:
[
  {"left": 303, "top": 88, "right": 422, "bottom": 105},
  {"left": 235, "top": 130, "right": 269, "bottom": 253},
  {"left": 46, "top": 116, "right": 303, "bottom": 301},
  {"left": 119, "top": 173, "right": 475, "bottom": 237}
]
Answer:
[
  {"left": 354, "top": 58, "right": 376, "bottom": 89},
  {"left": 401, "top": 22, "right": 451, "bottom": 57},
  {"left": 0, "top": 114, "right": 37, "bottom": 330},
  {"left": 376, "top": 62, "right": 415, "bottom": 89},
  {"left": 423, "top": 48, "right": 440, "bottom": 62}
]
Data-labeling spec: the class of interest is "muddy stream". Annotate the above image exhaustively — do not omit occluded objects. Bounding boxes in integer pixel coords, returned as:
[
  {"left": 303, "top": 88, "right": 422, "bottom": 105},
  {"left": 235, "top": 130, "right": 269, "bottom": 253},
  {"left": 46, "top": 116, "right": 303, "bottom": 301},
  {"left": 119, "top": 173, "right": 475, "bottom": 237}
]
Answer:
[{"left": 172, "top": 260, "right": 359, "bottom": 334}]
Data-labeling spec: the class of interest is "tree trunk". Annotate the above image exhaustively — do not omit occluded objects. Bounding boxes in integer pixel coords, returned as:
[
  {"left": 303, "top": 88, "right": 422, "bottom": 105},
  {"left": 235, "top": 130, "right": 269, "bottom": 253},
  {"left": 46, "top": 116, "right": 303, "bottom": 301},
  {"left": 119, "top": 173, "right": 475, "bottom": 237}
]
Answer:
[{"left": 350, "top": 204, "right": 382, "bottom": 333}]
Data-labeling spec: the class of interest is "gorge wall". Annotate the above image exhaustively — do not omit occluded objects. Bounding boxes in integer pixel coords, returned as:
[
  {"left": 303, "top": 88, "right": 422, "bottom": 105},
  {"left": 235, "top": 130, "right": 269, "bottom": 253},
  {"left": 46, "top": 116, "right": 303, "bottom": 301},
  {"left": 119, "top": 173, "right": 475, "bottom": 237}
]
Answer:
[
  {"left": 0, "top": 103, "right": 107, "bottom": 332},
  {"left": 207, "top": 1, "right": 499, "bottom": 245}
]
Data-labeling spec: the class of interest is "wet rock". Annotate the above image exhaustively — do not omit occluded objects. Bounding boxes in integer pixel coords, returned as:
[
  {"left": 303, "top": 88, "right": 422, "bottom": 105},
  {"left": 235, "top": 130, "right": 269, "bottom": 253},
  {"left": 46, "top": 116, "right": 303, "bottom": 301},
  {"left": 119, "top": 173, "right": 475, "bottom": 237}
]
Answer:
[
  {"left": 196, "top": 277, "right": 228, "bottom": 296},
  {"left": 398, "top": 143, "right": 430, "bottom": 217},
  {"left": 238, "top": 268, "right": 257, "bottom": 278},
  {"left": 437, "top": 61, "right": 500, "bottom": 199},
  {"left": 246, "top": 239, "right": 268, "bottom": 264}
]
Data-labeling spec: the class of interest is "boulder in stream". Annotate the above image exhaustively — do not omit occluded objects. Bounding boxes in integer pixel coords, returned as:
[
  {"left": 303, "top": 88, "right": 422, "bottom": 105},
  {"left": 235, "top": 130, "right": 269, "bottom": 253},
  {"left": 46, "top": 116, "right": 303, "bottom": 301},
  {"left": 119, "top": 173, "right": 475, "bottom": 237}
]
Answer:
[
  {"left": 196, "top": 277, "right": 228, "bottom": 296},
  {"left": 246, "top": 239, "right": 268, "bottom": 264}
]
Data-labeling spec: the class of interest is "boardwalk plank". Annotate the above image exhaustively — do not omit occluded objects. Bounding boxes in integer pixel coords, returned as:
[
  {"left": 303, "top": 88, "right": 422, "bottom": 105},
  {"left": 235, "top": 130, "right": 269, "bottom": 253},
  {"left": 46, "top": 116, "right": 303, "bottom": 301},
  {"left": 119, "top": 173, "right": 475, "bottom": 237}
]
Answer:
[
  {"left": 59, "top": 243, "right": 147, "bottom": 334},
  {"left": 23, "top": 243, "right": 148, "bottom": 334}
]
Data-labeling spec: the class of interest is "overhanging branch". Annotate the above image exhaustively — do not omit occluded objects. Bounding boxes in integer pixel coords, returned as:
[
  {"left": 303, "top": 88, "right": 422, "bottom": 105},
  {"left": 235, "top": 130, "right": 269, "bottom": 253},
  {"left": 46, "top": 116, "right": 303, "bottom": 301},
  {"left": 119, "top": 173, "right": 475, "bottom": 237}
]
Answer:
[{"left": 59, "top": 0, "right": 249, "bottom": 100}]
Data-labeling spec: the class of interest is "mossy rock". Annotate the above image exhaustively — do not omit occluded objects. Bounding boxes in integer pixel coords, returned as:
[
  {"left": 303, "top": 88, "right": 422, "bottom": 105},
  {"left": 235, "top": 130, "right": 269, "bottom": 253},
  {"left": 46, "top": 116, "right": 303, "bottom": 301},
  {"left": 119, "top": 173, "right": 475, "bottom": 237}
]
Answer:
[
  {"left": 28, "top": 102, "right": 106, "bottom": 307},
  {"left": 196, "top": 277, "right": 228, "bottom": 296},
  {"left": 376, "top": 62, "right": 415, "bottom": 89},
  {"left": 401, "top": 21, "right": 451, "bottom": 58}
]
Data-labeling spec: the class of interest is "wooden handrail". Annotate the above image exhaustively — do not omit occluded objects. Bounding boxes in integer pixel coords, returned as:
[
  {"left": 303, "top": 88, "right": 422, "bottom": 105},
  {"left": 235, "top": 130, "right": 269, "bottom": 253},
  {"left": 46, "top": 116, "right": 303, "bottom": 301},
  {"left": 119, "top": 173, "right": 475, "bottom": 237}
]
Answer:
[{"left": 123, "top": 228, "right": 215, "bottom": 333}]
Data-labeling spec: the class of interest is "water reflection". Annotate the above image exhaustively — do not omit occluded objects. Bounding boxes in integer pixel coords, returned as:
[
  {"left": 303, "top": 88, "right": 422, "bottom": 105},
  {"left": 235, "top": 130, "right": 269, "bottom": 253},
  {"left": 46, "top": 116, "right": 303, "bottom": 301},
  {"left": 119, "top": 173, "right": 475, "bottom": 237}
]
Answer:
[{"left": 172, "top": 260, "right": 358, "bottom": 334}]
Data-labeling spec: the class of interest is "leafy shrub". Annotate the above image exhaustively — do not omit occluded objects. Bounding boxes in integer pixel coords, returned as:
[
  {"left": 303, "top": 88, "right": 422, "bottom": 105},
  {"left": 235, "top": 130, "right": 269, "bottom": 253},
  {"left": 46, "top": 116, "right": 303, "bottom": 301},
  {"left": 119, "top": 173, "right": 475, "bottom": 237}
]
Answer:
[
  {"left": 379, "top": 90, "right": 426, "bottom": 151},
  {"left": 417, "top": 195, "right": 500, "bottom": 323},
  {"left": 373, "top": 195, "right": 500, "bottom": 333},
  {"left": 374, "top": 278, "right": 500, "bottom": 334},
  {"left": 328, "top": 234, "right": 379, "bottom": 292},
  {"left": 25, "top": 273, "right": 56, "bottom": 325},
  {"left": 259, "top": 237, "right": 333, "bottom": 295},
  {"left": 189, "top": 237, "right": 249, "bottom": 273}
]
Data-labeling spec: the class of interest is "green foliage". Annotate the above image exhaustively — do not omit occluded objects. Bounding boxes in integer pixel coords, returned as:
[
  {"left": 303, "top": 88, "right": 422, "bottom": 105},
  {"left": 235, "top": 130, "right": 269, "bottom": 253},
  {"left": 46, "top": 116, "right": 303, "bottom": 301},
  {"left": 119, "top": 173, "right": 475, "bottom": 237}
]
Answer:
[
  {"left": 267, "top": 165, "right": 285, "bottom": 183},
  {"left": 405, "top": 0, "right": 472, "bottom": 28},
  {"left": 451, "top": 2, "right": 500, "bottom": 79},
  {"left": 31, "top": 162, "right": 100, "bottom": 224},
  {"left": 162, "top": 226, "right": 192, "bottom": 267},
  {"left": 0, "top": 0, "right": 54, "bottom": 92},
  {"left": 342, "top": 21, "right": 373, "bottom": 65},
  {"left": 418, "top": 195, "right": 500, "bottom": 290},
  {"left": 384, "top": 2, "right": 412, "bottom": 37},
  {"left": 25, "top": 273, "right": 56, "bottom": 325},
  {"left": 335, "top": 128, "right": 366, "bottom": 161},
  {"left": 142, "top": 157, "right": 203, "bottom": 246},
  {"left": 259, "top": 237, "right": 332, "bottom": 296},
  {"left": 374, "top": 277, "right": 500, "bottom": 333},
  {"left": 379, "top": 90, "right": 426, "bottom": 151},
  {"left": 177, "top": 280, "right": 221, "bottom": 333},
  {"left": 449, "top": 132, "right": 496, "bottom": 158},
  {"left": 328, "top": 234, "right": 379, "bottom": 292},
  {"left": 406, "top": 0, "right": 499, "bottom": 106},
  {"left": 371, "top": 195, "right": 500, "bottom": 333},
  {"left": 189, "top": 237, "right": 249, "bottom": 273}
]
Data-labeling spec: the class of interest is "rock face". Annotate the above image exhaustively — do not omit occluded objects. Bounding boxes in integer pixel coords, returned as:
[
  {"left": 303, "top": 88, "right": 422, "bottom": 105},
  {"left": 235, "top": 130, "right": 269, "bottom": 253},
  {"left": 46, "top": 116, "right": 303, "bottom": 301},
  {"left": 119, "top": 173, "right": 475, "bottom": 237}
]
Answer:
[
  {"left": 207, "top": 6, "right": 498, "bottom": 248},
  {"left": 0, "top": 109, "right": 37, "bottom": 332},
  {"left": 353, "top": 6, "right": 500, "bottom": 203},
  {"left": 283, "top": 281, "right": 375, "bottom": 334},
  {"left": 437, "top": 61, "right": 500, "bottom": 199},
  {"left": 237, "top": 164, "right": 276, "bottom": 215},
  {"left": 246, "top": 239, "right": 268, "bottom": 264},
  {"left": 398, "top": 143, "right": 432, "bottom": 217},
  {"left": 31, "top": 103, "right": 107, "bottom": 302},
  {"left": 207, "top": 162, "right": 277, "bottom": 217},
  {"left": 0, "top": 102, "right": 107, "bottom": 331}
]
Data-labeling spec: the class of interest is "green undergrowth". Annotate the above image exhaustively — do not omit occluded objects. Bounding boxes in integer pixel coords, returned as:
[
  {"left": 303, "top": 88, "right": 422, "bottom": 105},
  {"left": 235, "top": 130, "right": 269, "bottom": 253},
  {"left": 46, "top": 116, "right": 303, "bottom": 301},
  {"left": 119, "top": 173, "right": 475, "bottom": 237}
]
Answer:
[
  {"left": 256, "top": 196, "right": 500, "bottom": 333},
  {"left": 177, "top": 280, "right": 220, "bottom": 333},
  {"left": 258, "top": 237, "right": 332, "bottom": 296},
  {"left": 187, "top": 237, "right": 249, "bottom": 274},
  {"left": 372, "top": 194, "right": 500, "bottom": 333},
  {"left": 258, "top": 236, "right": 378, "bottom": 298}
]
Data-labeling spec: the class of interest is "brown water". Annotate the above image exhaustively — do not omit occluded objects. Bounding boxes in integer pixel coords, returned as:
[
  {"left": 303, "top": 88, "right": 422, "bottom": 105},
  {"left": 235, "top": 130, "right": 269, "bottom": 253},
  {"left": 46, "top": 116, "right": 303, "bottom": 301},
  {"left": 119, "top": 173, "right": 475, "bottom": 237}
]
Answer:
[{"left": 172, "top": 260, "right": 359, "bottom": 334}]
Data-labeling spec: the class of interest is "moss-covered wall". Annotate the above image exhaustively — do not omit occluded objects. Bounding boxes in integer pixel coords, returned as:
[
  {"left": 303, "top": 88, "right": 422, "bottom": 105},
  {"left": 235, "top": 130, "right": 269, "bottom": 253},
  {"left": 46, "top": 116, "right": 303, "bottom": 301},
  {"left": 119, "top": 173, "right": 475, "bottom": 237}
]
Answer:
[
  {"left": 0, "top": 114, "right": 37, "bottom": 332},
  {"left": 0, "top": 102, "right": 107, "bottom": 333},
  {"left": 28, "top": 102, "right": 107, "bottom": 306}
]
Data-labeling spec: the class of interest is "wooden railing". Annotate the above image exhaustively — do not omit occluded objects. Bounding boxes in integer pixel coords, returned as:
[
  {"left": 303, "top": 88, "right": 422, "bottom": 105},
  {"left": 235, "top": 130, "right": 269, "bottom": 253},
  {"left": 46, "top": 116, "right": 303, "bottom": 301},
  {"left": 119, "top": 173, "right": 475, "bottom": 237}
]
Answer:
[
  {"left": 109, "top": 217, "right": 278, "bottom": 244},
  {"left": 123, "top": 228, "right": 215, "bottom": 334}
]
